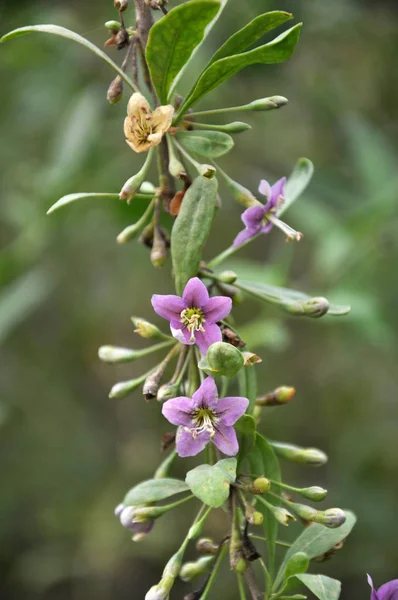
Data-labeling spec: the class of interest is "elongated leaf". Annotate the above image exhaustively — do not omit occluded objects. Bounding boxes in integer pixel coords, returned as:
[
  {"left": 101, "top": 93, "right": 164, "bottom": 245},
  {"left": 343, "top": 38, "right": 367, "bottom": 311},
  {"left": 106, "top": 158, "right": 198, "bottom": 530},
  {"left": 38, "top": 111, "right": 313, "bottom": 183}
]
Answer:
[
  {"left": 294, "top": 574, "right": 341, "bottom": 600},
  {"left": 146, "top": 0, "right": 222, "bottom": 103},
  {"left": 248, "top": 434, "right": 281, "bottom": 572},
  {"left": 210, "top": 11, "right": 293, "bottom": 64},
  {"left": 185, "top": 458, "right": 237, "bottom": 508},
  {"left": 235, "top": 414, "right": 256, "bottom": 468},
  {"left": 1, "top": 25, "right": 138, "bottom": 91},
  {"left": 284, "top": 553, "right": 309, "bottom": 582},
  {"left": 279, "top": 158, "right": 314, "bottom": 217},
  {"left": 176, "top": 23, "right": 301, "bottom": 118},
  {"left": 238, "top": 365, "right": 257, "bottom": 416},
  {"left": 47, "top": 193, "right": 119, "bottom": 214},
  {"left": 171, "top": 176, "right": 218, "bottom": 294},
  {"left": 123, "top": 478, "right": 189, "bottom": 506},
  {"left": 237, "top": 280, "right": 351, "bottom": 317},
  {"left": 177, "top": 130, "right": 234, "bottom": 158},
  {"left": 275, "top": 511, "right": 356, "bottom": 589}
]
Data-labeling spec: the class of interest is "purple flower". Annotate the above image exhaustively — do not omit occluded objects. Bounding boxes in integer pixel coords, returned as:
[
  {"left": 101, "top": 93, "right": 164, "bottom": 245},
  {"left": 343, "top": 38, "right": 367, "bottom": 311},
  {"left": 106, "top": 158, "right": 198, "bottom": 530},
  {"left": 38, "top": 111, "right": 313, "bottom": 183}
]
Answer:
[
  {"left": 368, "top": 575, "right": 398, "bottom": 600},
  {"left": 151, "top": 277, "right": 232, "bottom": 355},
  {"left": 162, "top": 376, "right": 249, "bottom": 457},
  {"left": 233, "top": 177, "right": 302, "bottom": 247},
  {"left": 115, "top": 504, "right": 154, "bottom": 541}
]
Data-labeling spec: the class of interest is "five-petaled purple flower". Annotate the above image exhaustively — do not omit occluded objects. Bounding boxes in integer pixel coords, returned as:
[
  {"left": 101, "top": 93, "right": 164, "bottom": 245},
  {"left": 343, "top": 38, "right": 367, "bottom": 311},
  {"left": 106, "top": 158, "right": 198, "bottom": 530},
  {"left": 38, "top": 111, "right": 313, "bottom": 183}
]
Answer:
[
  {"left": 162, "top": 376, "right": 249, "bottom": 457},
  {"left": 115, "top": 503, "right": 154, "bottom": 541},
  {"left": 233, "top": 177, "right": 301, "bottom": 247},
  {"left": 151, "top": 277, "right": 232, "bottom": 355},
  {"left": 368, "top": 574, "right": 398, "bottom": 600}
]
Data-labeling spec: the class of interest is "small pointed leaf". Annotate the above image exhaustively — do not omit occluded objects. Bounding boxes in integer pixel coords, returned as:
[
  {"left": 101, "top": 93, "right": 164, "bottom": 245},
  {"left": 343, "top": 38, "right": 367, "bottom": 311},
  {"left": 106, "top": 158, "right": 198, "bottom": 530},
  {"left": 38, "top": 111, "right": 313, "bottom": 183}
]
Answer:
[
  {"left": 123, "top": 478, "right": 189, "bottom": 506},
  {"left": 47, "top": 193, "right": 119, "bottom": 214}
]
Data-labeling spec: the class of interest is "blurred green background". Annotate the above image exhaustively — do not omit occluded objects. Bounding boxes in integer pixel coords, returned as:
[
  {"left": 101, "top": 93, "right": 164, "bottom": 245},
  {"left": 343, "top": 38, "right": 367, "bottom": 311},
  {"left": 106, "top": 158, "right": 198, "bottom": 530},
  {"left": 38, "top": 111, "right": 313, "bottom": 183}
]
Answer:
[{"left": 1, "top": 0, "right": 397, "bottom": 598}]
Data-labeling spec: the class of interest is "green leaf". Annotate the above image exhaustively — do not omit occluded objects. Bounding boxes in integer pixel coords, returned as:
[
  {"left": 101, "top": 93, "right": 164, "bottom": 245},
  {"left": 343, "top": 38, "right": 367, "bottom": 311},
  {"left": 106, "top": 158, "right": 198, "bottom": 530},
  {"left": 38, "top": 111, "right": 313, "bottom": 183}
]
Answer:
[
  {"left": 274, "top": 511, "right": 356, "bottom": 589},
  {"left": 185, "top": 458, "right": 237, "bottom": 508},
  {"left": 176, "top": 130, "right": 234, "bottom": 158},
  {"left": 171, "top": 175, "right": 218, "bottom": 294},
  {"left": 0, "top": 25, "right": 138, "bottom": 92},
  {"left": 238, "top": 365, "right": 257, "bottom": 416},
  {"left": 176, "top": 23, "right": 302, "bottom": 119},
  {"left": 123, "top": 478, "right": 189, "bottom": 506},
  {"left": 284, "top": 553, "right": 310, "bottom": 582},
  {"left": 294, "top": 574, "right": 341, "bottom": 600},
  {"left": 210, "top": 11, "right": 293, "bottom": 64},
  {"left": 237, "top": 280, "right": 351, "bottom": 317},
  {"left": 47, "top": 193, "right": 119, "bottom": 214},
  {"left": 235, "top": 414, "right": 256, "bottom": 467},
  {"left": 146, "top": 0, "right": 223, "bottom": 104},
  {"left": 279, "top": 158, "right": 314, "bottom": 217},
  {"left": 248, "top": 434, "right": 281, "bottom": 571}
]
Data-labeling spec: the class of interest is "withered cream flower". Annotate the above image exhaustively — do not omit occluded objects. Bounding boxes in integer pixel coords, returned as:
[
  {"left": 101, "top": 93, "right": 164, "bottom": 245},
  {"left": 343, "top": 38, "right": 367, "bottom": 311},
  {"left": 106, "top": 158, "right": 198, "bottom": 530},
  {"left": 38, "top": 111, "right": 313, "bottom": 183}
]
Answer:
[{"left": 124, "top": 93, "right": 174, "bottom": 153}]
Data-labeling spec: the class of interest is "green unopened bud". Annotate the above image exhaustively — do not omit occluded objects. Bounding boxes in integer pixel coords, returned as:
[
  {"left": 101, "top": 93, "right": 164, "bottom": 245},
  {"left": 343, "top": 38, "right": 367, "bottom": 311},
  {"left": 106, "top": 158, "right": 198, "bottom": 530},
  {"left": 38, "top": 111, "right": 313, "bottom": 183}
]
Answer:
[
  {"left": 287, "top": 502, "right": 318, "bottom": 522},
  {"left": 256, "top": 386, "right": 296, "bottom": 407},
  {"left": 220, "top": 121, "right": 251, "bottom": 133},
  {"left": 109, "top": 373, "right": 148, "bottom": 398},
  {"left": 283, "top": 297, "right": 329, "bottom": 318},
  {"left": 207, "top": 342, "right": 244, "bottom": 377},
  {"left": 154, "top": 450, "right": 177, "bottom": 479},
  {"left": 105, "top": 20, "right": 121, "bottom": 32},
  {"left": 272, "top": 506, "right": 296, "bottom": 526},
  {"left": 252, "top": 477, "right": 271, "bottom": 494},
  {"left": 98, "top": 345, "right": 136, "bottom": 363},
  {"left": 299, "top": 486, "right": 328, "bottom": 502},
  {"left": 180, "top": 556, "right": 215, "bottom": 582},
  {"left": 114, "top": 0, "right": 128, "bottom": 11},
  {"left": 168, "top": 152, "right": 186, "bottom": 179},
  {"left": 315, "top": 508, "right": 346, "bottom": 529},
  {"left": 120, "top": 149, "right": 154, "bottom": 202},
  {"left": 233, "top": 557, "right": 247, "bottom": 573},
  {"left": 270, "top": 441, "right": 328, "bottom": 467},
  {"left": 131, "top": 317, "right": 169, "bottom": 340},
  {"left": 157, "top": 382, "right": 180, "bottom": 402},
  {"left": 196, "top": 538, "right": 219, "bottom": 555},
  {"left": 247, "top": 96, "right": 288, "bottom": 111},
  {"left": 218, "top": 270, "right": 237, "bottom": 284},
  {"left": 245, "top": 503, "right": 264, "bottom": 525},
  {"left": 145, "top": 584, "right": 170, "bottom": 600},
  {"left": 107, "top": 75, "right": 123, "bottom": 104},
  {"left": 216, "top": 164, "right": 258, "bottom": 208}
]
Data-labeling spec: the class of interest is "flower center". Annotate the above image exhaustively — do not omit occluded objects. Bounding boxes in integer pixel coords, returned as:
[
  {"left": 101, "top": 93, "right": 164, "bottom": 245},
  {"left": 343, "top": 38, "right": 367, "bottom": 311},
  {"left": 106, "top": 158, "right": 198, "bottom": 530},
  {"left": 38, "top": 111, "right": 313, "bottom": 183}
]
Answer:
[
  {"left": 185, "top": 407, "right": 219, "bottom": 439},
  {"left": 132, "top": 107, "right": 155, "bottom": 145},
  {"left": 180, "top": 307, "right": 205, "bottom": 342}
]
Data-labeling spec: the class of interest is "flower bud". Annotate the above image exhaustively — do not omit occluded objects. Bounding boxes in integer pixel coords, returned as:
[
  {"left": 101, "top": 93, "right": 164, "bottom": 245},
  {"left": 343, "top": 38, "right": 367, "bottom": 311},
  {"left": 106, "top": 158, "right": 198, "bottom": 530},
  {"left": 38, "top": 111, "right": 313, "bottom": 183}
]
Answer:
[
  {"left": 120, "top": 173, "right": 147, "bottom": 202},
  {"left": 107, "top": 75, "right": 123, "bottom": 104},
  {"left": 151, "top": 231, "right": 167, "bottom": 268},
  {"left": 180, "top": 556, "right": 215, "bottom": 582},
  {"left": 145, "top": 585, "right": 169, "bottom": 600},
  {"left": 274, "top": 507, "right": 296, "bottom": 526},
  {"left": 114, "top": 0, "right": 128, "bottom": 11},
  {"left": 315, "top": 508, "right": 346, "bottom": 529},
  {"left": 298, "top": 486, "right": 328, "bottom": 502},
  {"left": 131, "top": 316, "right": 169, "bottom": 340},
  {"left": 256, "top": 386, "right": 296, "bottom": 407},
  {"left": 207, "top": 342, "right": 244, "bottom": 377},
  {"left": 245, "top": 503, "right": 264, "bottom": 526},
  {"left": 287, "top": 502, "right": 318, "bottom": 522},
  {"left": 252, "top": 477, "right": 271, "bottom": 494},
  {"left": 270, "top": 441, "right": 328, "bottom": 467},
  {"left": 109, "top": 374, "right": 148, "bottom": 398},
  {"left": 216, "top": 164, "right": 258, "bottom": 208},
  {"left": 168, "top": 153, "right": 186, "bottom": 180},
  {"left": 105, "top": 20, "right": 121, "bottom": 32},
  {"left": 198, "top": 164, "right": 216, "bottom": 179},
  {"left": 196, "top": 538, "right": 219, "bottom": 555},
  {"left": 217, "top": 270, "right": 237, "bottom": 284},
  {"left": 157, "top": 382, "right": 180, "bottom": 402},
  {"left": 233, "top": 557, "right": 247, "bottom": 573},
  {"left": 283, "top": 297, "right": 329, "bottom": 318},
  {"left": 242, "top": 351, "right": 262, "bottom": 366},
  {"left": 98, "top": 345, "right": 138, "bottom": 363},
  {"left": 154, "top": 449, "right": 177, "bottom": 479},
  {"left": 247, "top": 96, "right": 288, "bottom": 111}
]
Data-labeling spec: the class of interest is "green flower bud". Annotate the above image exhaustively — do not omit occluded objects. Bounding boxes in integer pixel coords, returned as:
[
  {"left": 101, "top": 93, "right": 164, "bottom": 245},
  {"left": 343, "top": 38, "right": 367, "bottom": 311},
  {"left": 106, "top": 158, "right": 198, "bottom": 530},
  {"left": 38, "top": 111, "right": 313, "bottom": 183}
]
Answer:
[
  {"left": 299, "top": 486, "right": 328, "bottom": 502},
  {"left": 315, "top": 508, "right": 346, "bottom": 529},
  {"left": 217, "top": 270, "right": 237, "bottom": 284},
  {"left": 98, "top": 345, "right": 137, "bottom": 363},
  {"left": 245, "top": 503, "right": 264, "bottom": 525},
  {"left": 283, "top": 297, "right": 329, "bottom": 318},
  {"left": 105, "top": 20, "right": 121, "bottom": 32},
  {"left": 179, "top": 556, "right": 215, "bottom": 582},
  {"left": 253, "top": 477, "right": 271, "bottom": 494},
  {"left": 256, "top": 386, "right": 296, "bottom": 407},
  {"left": 131, "top": 317, "right": 169, "bottom": 340},
  {"left": 157, "top": 382, "right": 180, "bottom": 402},
  {"left": 207, "top": 342, "right": 244, "bottom": 377},
  {"left": 109, "top": 373, "right": 148, "bottom": 398},
  {"left": 220, "top": 121, "right": 251, "bottom": 133},
  {"left": 120, "top": 149, "right": 154, "bottom": 202},
  {"left": 288, "top": 502, "right": 318, "bottom": 522},
  {"left": 196, "top": 538, "right": 219, "bottom": 555},
  {"left": 233, "top": 557, "right": 247, "bottom": 573},
  {"left": 217, "top": 166, "right": 259, "bottom": 208},
  {"left": 247, "top": 96, "right": 288, "bottom": 111},
  {"left": 270, "top": 441, "right": 328, "bottom": 467}
]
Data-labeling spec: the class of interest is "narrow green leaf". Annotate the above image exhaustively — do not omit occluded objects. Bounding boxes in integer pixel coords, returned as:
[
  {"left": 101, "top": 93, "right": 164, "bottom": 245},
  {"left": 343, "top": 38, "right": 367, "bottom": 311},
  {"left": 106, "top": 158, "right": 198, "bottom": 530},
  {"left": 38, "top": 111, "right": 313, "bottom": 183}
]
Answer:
[
  {"left": 146, "top": 0, "right": 222, "bottom": 103},
  {"left": 279, "top": 158, "right": 314, "bottom": 217},
  {"left": 1, "top": 25, "right": 138, "bottom": 92},
  {"left": 235, "top": 414, "right": 256, "bottom": 468},
  {"left": 210, "top": 11, "right": 293, "bottom": 64},
  {"left": 248, "top": 434, "right": 281, "bottom": 573},
  {"left": 185, "top": 458, "right": 237, "bottom": 508},
  {"left": 176, "top": 130, "right": 234, "bottom": 158},
  {"left": 123, "top": 478, "right": 189, "bottom": 506},
  {"left": 294, "top": 574, "right": 341, "bottom": 600},
  {"left": 47, "top": 193, "right": 119, "bottom": 214},
  {"left": 171, "top": 175, "right": 218, "bottom": 294},
  {"left": 284, "top": 552, "right": 310, "bottom": 583},
  {"left": 176, "top": 23, "right": 302, "bottom": 119},
  {"left": 238, "top": 365, "right": 257, "bottom": 416},
  {"left": 274, "top": 511, "right": 356, "bottom": 589},
  {"left": 237, "top": 280, "right": 351, "bottom": 317}
]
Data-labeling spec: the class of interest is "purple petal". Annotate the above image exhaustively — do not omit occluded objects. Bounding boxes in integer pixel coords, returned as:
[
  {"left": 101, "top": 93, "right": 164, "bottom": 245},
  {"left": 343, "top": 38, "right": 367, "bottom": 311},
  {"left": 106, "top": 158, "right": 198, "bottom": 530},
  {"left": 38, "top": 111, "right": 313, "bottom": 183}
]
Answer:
[
  {"left": 216, "top": 396, "right": 249, "bottom": 425},
  {"left": 242, "top": 205, "right": 265, "bottom": 229},
  {"left": 195, "top": 323, "right": 222, "bottom": 354},
  {"left": 170, "top": 324, "right": 194, "bottom": 345},
  {"left": 204, "top": 296, "right": 232, "bottom": 323},
  {"left": 131, "top": 520, "right": 154, "bottom": 536},
  {"left": 377, "top": 580, "right": 398, "bottom": 600},
  {"left": 261, "top": 221, "right": 273, "bottom": 235},
  {"left": 192, "top": 376, "right": 218, "bottom": 408},
  {"left": 176, "top": 427, "right": 210, "bottom": 457},
  {"left": 270, "top": 177, "right": 286, "bottom": 208},
  {"left": 368, "top": 575, "right": 380, "bottom": 600},
  {"left": 162, "top": 396, "right": 195, "bottom": 427},
  {"left": 213, "top": 424, "right": 239, "bottom": 456},
  {"left": 258, "top": 179, "right": 272, "bottom": 198},
  {"left": 151, "top": 294, "right": 185, "bottom": 322},
  {"left": 233, "top": 227, "right": 259, "bottom": 248},
  {"left": 182, "top": 277, "right": 209, "bottom": 308}
]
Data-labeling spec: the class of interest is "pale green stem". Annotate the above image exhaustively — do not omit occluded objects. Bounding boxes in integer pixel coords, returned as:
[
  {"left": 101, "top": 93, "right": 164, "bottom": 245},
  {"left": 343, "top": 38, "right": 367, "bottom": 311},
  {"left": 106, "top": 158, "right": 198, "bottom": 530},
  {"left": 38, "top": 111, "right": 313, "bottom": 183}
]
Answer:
[
  {"left": 186, "top": 105, "right": 249, "bottom": 118},
  {"left": 116, "top": 198, "right": 155, "bottom": 243},
  {"left": 237, "top": 572, "right": 247, "bottom": 600},
  {"left": 200, "top": 543, "right": 228, "bottom": 600},
  {"left": 206, "top": 233, "right": 261, "bottom": 269},
  {"left": 249, "top": 534, "right": 291, "bottom": 549}
]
